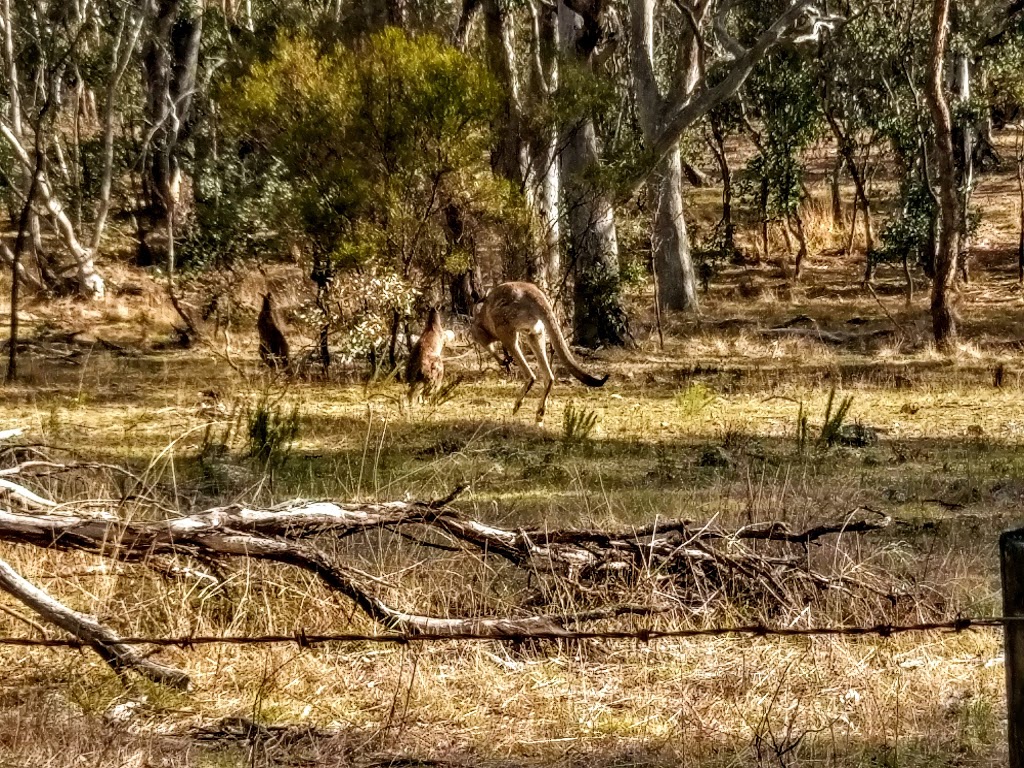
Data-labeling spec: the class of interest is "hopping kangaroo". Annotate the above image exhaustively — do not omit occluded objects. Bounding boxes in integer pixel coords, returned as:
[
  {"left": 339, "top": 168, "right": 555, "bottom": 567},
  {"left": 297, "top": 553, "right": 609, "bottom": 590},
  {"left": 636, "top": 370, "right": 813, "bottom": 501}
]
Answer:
[
  {"left": 470, "top": 282, "right": 608, "bottom": 423},
  {"left": 406, "top": 307, "right": 447, "bottom": 404}
]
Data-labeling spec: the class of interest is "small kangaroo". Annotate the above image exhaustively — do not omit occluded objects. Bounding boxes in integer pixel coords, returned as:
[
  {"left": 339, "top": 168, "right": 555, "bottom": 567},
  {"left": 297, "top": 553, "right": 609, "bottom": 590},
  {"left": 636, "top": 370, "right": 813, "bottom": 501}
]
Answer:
[
  {"left": 470, "top": 282, "right": 608, "bottom": 424},
  {"left": 257, "top": 293, "right": 291, "bottom": 373},
  {"left": 406, "top": 307, "right": 446, "bottom": 404}
]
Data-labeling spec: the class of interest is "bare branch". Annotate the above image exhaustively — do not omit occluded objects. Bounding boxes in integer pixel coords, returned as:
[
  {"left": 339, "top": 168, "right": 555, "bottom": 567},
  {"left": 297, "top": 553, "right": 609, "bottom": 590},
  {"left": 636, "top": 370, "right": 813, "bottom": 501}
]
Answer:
[{"left": 0, "top": 556, "right": 189, "bottom": 687}]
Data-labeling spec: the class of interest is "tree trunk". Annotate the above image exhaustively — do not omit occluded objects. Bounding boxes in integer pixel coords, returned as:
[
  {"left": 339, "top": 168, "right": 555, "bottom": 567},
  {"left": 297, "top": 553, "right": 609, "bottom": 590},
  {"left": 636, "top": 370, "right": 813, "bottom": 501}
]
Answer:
[
  {"left": 562, "top": 117, "right": 625, "bottom": 347},
  {"left": 831, "top": 153, "right": 843, "bottom": 226},
  {"left": 824, "top": 110, "right": 875, "bottom": 277},
  {"left": 759, "top": 177, "right": 770, "bottom": 258},
  {"left": 526, "top": 0, "right": 560, "bottom": 289},
  {"left": 1017, "top": 128, "right": 1024, "bottom": 283},
  {"left": 791, "top": 210, "right": 808, "bottom": 282},
  {"left": 708, "top": 113, "right": 736, "bottom": 259},
  {"left": 903, "top": 251, "right": 914, "bottom": 306},
  {"left": 530, "top": 133, "right": 561, "bottom": 289},
  {"left": 682, "top": 161, "right": 709, "bottom": 187},
  {"left": 483, "top": 0, "right": 526, "bottom": 188},
  {"left": 360, "top": 0, "right": 407, "bottom": 33},
  {"left": 652, "top": 147, "right": 698, "bottom": 311},
  {"left": 141, "top": 0, "right": 202, "bottom": 268},
  {"left": 444, "top": 202, "right": 480, "bottom": 315},
  {"left": 953, "top": 50, "right": 973, "bottom": 284},
  {"left": 629, "top": 0, "right": 702, "bottom": 313},
  {"left": 560, "top": 1, "right": 625, "bottom": 347},
  {"left": 6, "top": 145, "right": 41, "bottom": 383},
  {"left": 925, "top": 0, "right": 958, "bottom": 349}
]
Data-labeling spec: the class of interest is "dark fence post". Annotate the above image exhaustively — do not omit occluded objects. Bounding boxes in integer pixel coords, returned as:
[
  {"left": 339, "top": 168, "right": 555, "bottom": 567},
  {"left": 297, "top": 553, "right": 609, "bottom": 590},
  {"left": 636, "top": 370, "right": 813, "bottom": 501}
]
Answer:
[{"left": 1002, "top": 528, "right": 1024, "bottom": 768}]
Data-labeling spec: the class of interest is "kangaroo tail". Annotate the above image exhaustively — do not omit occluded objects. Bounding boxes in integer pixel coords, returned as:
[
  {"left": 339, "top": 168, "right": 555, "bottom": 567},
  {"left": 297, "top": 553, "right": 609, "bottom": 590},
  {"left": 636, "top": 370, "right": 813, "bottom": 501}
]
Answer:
[{"left": 536, "top": 295, "right": 609, "bottom": 388}]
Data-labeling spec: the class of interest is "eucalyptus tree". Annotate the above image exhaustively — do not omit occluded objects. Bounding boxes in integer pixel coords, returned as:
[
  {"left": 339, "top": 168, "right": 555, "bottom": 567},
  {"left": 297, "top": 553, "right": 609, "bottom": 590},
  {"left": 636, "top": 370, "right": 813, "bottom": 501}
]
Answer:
[
  {"left": 740, "top": 37, "right": 822, "bottom": 280},
  {"left": 819, "top": 7, "right": 888, "bottom": 282},
  {"left": 138, "top": 0, "right": 204, "bottom": 272},
  {"left": 626, "top": 0, "right": 841, "bottom": 313},
  {"left": 458, "top": 0, "right": 561, "bottom": 291},
  {"left": 559, "top": 0, "right": 628, "bottom": 346},
  {"left": 926, "top": 0, "right": 958, "bottom": 347}
]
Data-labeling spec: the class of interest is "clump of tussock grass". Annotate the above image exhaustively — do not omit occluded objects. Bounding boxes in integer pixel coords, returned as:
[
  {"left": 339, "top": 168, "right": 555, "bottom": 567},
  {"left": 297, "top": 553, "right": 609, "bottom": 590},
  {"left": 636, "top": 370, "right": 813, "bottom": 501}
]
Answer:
[
  {"left": 246, "top": 396, "right": 301, "bottom": 467},
  {"left": 562, "top": 401, "right": 599, "bottom": 447},
  {"left": 675, "top": 382, "right": 716, "bottom": 418},
  {"left": 793, "top": 387, "right": 856, "bottom": 452},
  {"left": 819, "top": 386, "right": 855, "bottom": 448}
]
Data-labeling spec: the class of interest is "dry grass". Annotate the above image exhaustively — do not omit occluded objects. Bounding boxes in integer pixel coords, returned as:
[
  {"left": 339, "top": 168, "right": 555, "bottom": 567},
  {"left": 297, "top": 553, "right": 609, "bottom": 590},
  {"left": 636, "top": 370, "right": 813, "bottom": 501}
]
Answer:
[{"left": 1, "top": 145, "right": 1024, "bottom": 767}]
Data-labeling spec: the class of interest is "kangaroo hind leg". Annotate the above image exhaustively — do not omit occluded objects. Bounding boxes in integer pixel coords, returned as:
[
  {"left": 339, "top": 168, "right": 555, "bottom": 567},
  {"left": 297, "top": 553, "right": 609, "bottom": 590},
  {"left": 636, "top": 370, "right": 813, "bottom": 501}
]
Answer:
[
  {"left": 525, "top": 332, "right": 554, "bottom": 425},
  {"left": 507, "top": 333, "right": 536, "bottom": 415}
]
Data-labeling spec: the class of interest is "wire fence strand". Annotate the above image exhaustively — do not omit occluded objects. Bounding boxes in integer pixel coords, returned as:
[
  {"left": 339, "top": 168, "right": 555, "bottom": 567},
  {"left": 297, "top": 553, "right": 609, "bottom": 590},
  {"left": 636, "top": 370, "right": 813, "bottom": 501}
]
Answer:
[{"left": 0, "top": 616, "right": 1017, "bottom": 651}]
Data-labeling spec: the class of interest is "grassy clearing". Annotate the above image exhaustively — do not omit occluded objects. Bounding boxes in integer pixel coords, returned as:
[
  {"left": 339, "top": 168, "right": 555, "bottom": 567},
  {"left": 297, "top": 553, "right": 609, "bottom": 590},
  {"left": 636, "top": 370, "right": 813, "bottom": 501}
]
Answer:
[{"left": 1, "top": 159, "right": 1023, "bottom": 766}]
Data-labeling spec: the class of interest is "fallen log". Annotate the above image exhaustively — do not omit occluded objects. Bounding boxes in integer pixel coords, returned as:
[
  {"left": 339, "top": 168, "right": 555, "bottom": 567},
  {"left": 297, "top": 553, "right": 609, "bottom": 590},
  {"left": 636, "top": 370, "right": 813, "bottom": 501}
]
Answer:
[
  {"left": 0, "top": 474, "right": 899, "bottom": 688},
  {"left": 760, "top": 327, "right": 895, "bottom": 345},
  {"left": 0, "top": 495, "right": 894, "bottom": 606},
  {"left": 0, "top": 503, "right": 664, "bottom": 637},
  {"left": 0, "top": 494, "right": 892, "bottom": 580},
  {"left": 0, "top": 556, "right": 189, "bottom": 687}
]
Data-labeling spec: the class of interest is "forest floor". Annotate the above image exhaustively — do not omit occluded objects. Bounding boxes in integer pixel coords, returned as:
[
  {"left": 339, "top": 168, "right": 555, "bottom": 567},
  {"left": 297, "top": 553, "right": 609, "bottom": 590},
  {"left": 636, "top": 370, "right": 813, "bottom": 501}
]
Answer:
[{"left": 1, "top": 152, "right": 1024, "bottom": 766}]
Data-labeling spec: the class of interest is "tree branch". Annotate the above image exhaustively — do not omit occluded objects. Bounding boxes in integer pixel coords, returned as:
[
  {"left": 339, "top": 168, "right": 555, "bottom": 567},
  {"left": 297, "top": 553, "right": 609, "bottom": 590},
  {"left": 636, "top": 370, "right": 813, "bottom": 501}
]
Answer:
[{"left": 0, "top": 555, "right": 189, "bottom": 687}]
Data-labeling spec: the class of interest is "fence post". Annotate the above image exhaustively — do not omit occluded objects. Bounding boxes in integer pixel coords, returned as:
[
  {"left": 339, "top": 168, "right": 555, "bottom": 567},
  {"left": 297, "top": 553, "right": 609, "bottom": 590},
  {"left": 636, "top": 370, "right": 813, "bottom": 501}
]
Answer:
[{"left": 1002, "top": 528, "right": 1024, "bottom": 768}]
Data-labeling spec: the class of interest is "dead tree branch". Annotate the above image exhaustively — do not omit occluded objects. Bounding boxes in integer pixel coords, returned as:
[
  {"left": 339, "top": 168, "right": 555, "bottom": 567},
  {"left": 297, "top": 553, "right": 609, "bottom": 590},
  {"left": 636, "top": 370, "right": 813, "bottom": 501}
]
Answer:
[{"left": 0, "top": 556, "right": 189, "bottom": 687}]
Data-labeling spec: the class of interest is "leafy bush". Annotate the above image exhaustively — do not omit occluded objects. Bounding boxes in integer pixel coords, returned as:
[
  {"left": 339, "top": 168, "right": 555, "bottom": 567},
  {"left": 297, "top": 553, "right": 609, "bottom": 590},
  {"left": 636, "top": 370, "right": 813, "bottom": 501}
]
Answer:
[
  {"left": 226, "top": 30, "right": 524, "bottom": 366},
  {"left": 874, "top": 179, "right": 936, "bottom": 273}
]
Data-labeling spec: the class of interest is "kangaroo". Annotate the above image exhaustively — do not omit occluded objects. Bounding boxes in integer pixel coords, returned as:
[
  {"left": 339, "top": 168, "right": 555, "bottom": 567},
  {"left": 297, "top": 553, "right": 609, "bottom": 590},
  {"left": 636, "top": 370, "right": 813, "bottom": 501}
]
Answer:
[
  {"left": 470, "top": 282, "right": 608, "bottom": 424},
  {"left": 257, "top": 293, "right": 291, "bottom": 373},
  {"left": 406, "top": 307, "right": 447, "bottom": 404}
]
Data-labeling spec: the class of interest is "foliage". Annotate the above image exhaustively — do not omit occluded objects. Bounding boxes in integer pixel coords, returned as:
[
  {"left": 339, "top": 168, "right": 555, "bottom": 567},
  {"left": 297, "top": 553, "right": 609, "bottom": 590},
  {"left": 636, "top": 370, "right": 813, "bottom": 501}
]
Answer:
[
  {"left": 741, "top": 53, "right": 822, "bottom": 221},
  {"left": 875, "top": 178, "right": 936, "bottom": 271},
  {"left": 692, "top": 225, "right": 733, "bottom": 290},
  {"left": 226, "top": 29, "right": 512, "bottom": 364},
  {"left": 736, "top": 5, "right": 823, "bottom": 227},
  {"left": 574, "top": 260, "right": 630, "bottom": 347},
  {"left": 796, "top": 401, "right": 810, "bottom": 455},
  {"left": 987, "top": 33, "right": 1024, "bottom": 125}
]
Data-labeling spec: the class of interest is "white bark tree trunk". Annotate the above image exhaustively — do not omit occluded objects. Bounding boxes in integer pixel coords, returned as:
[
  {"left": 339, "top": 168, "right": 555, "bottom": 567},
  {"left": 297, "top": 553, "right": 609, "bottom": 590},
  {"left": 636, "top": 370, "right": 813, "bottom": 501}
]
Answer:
[
  {"left": 630, "top": 0, "right": 704, "bottom": 312},
  {"left": 525, "top": 0, "right": 560, "bottom": 289},
  {"left": 0, "top": 0, "right": 111, "bottom": 299},
  {"left": 652, "top": 147, "right": 699, "bottom": 310},
  {"left": 0, "top": 123, "right": 105, "bottom": 299}
]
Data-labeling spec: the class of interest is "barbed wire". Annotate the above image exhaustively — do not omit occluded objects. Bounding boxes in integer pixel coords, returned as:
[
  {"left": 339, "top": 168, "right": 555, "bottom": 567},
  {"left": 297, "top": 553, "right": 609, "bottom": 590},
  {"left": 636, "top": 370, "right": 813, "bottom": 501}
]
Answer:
[{"left": 0, "top": 616, "right": 1016, "bottom": 651}]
